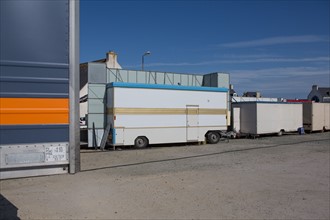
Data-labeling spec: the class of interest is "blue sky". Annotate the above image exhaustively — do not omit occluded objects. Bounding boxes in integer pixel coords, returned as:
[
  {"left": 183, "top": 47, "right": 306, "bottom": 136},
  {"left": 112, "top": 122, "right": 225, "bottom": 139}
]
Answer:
[{"left": 80, "top": 0, "right": 330, "bottom": 98}]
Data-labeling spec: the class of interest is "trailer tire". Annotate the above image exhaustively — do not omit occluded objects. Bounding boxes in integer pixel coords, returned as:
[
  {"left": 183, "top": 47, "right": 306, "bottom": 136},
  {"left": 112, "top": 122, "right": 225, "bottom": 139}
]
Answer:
[
  {"left": 207, "top": 132, "right": 220, "bottom": 144},
  {"left": 134, "top": 136, "right": 148, "bottom": 148},
  {"left": 277, "top": 130, "right": 284, "bottom": 136}
]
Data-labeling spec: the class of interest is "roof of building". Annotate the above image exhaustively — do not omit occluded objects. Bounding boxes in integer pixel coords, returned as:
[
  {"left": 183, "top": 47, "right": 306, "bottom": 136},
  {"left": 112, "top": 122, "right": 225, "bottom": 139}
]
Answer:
[
  {"left": 318, "top": 87, "right": 330, "bottom": 97},
  {"left": 91, "top": 58, "right": 106, "bottom": 63},
  {"left": 243, "top": 91, "right": 261, "bottom": 97},
  {"left": 230, "top": 88, "right": 236, "bottom": 96}
]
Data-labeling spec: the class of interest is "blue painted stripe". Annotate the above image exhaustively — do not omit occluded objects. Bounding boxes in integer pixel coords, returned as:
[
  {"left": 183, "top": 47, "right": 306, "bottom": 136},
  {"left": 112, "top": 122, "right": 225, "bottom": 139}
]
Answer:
[
  {"left": 107, "top": 82, "right": 228, "bottom": 92},
  {"left": 112, "top": 128, "right": 116, "bottom": 145},
  {"left": 0, "top": 125, "right": 69, "bottom": 145}
]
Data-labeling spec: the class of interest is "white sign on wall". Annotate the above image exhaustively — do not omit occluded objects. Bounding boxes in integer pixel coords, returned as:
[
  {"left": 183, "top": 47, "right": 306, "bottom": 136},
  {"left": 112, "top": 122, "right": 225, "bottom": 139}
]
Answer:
[{"left": 45, "top": 146, "right": 67, "bottom": 162}]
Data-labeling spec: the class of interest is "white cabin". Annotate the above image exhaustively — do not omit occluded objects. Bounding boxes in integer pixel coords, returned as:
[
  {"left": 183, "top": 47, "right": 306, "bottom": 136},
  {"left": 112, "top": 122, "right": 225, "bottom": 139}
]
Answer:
[{"left": 106, "top": 82, "right": 229, "bottom": 147}]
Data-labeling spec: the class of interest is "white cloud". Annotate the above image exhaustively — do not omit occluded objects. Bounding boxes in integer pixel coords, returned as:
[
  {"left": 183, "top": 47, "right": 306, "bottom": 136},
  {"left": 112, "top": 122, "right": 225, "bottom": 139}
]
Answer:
[
  {"left": 230, "top": 66, "right": 330, "bottom": 98},
  {"left": 220, "top": 35, "right": 329, "bottom": 48},
  {"left": 238, "top": 57, "right": 330, "bottom": 63},
  {"left": 230, "top": 66, "right": 329, "bottom": 79}
]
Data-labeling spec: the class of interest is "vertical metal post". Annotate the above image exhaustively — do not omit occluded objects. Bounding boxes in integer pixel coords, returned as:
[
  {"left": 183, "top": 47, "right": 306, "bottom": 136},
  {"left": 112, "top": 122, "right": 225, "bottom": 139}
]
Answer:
[
  {"left": 69, "top": 0, "right": 80, "bottom": 173},
  {"left": 92, "top": 122, "right": 97, "bottom": 150},
  {"left": 142, "top": 51, "right": 151, "bottom": 71}
]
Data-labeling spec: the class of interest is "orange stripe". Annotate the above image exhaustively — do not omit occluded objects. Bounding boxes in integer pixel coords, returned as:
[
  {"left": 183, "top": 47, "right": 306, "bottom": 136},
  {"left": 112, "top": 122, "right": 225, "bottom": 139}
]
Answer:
[{"left": 0, "top": 98, "right": 69, "bottom": 125}]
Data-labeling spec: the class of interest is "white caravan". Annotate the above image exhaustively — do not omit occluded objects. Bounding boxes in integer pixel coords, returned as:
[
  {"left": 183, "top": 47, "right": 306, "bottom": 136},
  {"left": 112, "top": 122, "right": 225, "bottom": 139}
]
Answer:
[
  {"left": 232, "top": 102, "right": 303, "bottom": 136},
  {"left": 303, "top": 102, "right": 330, "bottom": 132},
  {"left": 106, "top": 82, "right": 229, "bottom": 148}
]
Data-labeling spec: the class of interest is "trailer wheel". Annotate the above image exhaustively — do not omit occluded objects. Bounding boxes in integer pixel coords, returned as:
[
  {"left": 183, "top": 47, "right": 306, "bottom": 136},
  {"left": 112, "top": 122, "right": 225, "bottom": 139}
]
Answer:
[
  {"left": 134, "top": 136, "right": 148, "bottom": 148},
  {"left": 277, "top": 130, "right": 284, "bottom": 136},
  {"left": 207, "top": 132, "right": 220, "bottom": 144}
]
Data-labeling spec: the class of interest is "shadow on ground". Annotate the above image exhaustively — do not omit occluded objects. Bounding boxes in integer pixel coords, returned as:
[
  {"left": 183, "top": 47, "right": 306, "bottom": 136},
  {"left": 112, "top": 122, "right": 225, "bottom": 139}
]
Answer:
[
  {"left": 80, "top": 138, "right": 330, "bottom": 172},
  {"left": 0, "top": 194, "right": 20, "bottom": 220}
]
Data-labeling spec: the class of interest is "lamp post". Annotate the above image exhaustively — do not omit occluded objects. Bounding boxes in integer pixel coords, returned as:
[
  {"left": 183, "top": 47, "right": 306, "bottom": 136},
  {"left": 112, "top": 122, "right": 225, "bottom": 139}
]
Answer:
[{"left": 142, "top": 51, "right": 151, "bottom": 71}]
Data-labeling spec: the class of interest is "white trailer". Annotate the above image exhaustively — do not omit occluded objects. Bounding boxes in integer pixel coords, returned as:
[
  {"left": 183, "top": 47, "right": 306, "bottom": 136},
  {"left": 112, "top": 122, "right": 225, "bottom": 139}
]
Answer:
[
  {"left": 303, "top": 102, "right": 330, "bottom": 132},
  {"left": 106, "top": 82, "right": 229, "bottom": 148},
  {"left": 232, "top": 102, "right": 303, "bottom": 136}
]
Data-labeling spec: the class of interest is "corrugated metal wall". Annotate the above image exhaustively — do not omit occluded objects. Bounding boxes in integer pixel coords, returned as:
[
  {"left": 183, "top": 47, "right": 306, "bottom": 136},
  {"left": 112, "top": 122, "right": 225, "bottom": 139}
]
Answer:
[{"left": 0, "top": 0, "right": 78, "bottom": 179}]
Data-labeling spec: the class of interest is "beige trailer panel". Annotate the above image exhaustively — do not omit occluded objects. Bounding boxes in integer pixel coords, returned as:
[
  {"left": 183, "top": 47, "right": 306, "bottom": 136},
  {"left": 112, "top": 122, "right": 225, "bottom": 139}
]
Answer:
[
  {"left": 232, "top": 102, "right": 303, "bottom": 135},
  {"left": 303, "top": 103, "right": 330, "bottom": 131}
]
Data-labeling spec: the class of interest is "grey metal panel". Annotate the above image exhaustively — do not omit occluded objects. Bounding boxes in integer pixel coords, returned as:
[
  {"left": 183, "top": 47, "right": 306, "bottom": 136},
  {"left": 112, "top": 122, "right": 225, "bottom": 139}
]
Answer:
[
  {"left": 180, "top": 74, "right": 189, "bottom": 86},
  {"left": 210, "top": 74, "right": 219, "bottom": 87},
  {"left": 6, "top": 152, "right": 45, "bottom": 165},
  {"left": 137, "top": 71, "right": 146, "bottom": 83},
  {"left": 202, "top": 73, "right": 217, "bottom": 87},
  {"left": 0, "top": 125, "right": 69, "bottom": 145},
  {"left": 107, "top": 68, "right": 115, "bottom": 82},
  {"left": 106, "top": 87, "right": 114, "bottom": 109},
  {"left": 88, "top": 99, "right": 105, "bottom": 113},
  {"left": 156, "top": 72, "right": 165, "bottom": 84},
  {"left": 195, "top": 75, "right": 203, "bottom": 86},
  {"left": 0, "top": 166, "right": 68, "bottom": 180},
  {"left": 0, "top": 76, "right": 69, "bottom": 98},
  {"left": 87, "top": 114, "right": 105, "bottom": 128},
  {"left": 147, "top": 72, "right": 156, "bottom": 84},
  {"left": 187, "top": 75, "right": 192, "bottom": 86},
  {"left": 88, "top": 84, "right": 106, "bottom": 99},
  {"left": 87, "top": 129, "right": 104, "bottom": 147},
  {"left": 106, "top": 68, "right": 111, "bottom": 82},
  {"left": 217, "top": 73, "right": 230, "bottom": 89},
  {"left": 164, "top": 72, "right": 174, "bottom": 85},
  {"left": 0, "top": 62, "right": 69, "bottom": 77},
  {"left": 191, "top": 75, "right": 197, "bottom": 86},
  {"left": 80, "top": 64, "right": 88, "bottom": 90},
  {"left": 0, "top": 0, "right": 70, "bottom": 98},
  {"left": 202, "top": 72, "right": 229, "bottom": 88},
  {"left": 116, "top": 69, "right": 124, "bottom": 82},
  {"left": 107, "top": 68, "right": 123, "bottom": 82},
  {"left": 128, "top": 70, "right": 137, "bottom": 83},
  {"left": 173, "top": 74, "right": 181, "bottom": 86},
  {"left": 0, "top": 0, "right": 69, "bottom": 64},
  {"left": 0, "top": 63, "right": 69, "bottom": 97},
  {"left": 88, "top": 63, "right": 106, "bottom": 83},
  {"left": 0, "top": 143, "right": 69, "bottom": 169},
  {"left": 120, "top": 70, "right": 128, "bottom": 82},
  {"left": 105, "top": 69, "right": 206, "bottom": 86},
  {"left": 202, "top": 74, "right": 211, "bottom": 87}
]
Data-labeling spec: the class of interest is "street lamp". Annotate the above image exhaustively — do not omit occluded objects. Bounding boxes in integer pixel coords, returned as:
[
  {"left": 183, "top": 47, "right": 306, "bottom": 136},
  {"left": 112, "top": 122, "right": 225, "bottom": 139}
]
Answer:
[{"left": 142, "top": 51, "right": 151, "bottom": 71}]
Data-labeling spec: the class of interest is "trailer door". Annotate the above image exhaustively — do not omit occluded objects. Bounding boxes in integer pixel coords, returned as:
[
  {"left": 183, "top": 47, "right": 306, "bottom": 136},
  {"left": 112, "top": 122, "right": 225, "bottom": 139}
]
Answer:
[
  {"left": 186, "top": 106, "right": 199, "bottom": 141},
  {"left": 233, "top": 107, "right": 240, "bottom": 133}
]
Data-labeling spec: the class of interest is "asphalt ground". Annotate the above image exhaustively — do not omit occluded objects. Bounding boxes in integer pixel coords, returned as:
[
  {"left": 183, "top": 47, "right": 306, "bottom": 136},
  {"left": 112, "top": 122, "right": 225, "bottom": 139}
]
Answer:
[{"left": 1, "top": 132, "right": 329, "bottom": 219}]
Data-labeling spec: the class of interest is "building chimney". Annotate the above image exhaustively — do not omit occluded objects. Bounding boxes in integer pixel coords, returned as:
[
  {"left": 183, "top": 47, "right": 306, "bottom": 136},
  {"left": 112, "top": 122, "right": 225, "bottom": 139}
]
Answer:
[
  {"left": 106, "top": 51, "right": 122, "bottom": 69},
  {"left": 312, "top": 85, "right": 318, "bottom": 91}
]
